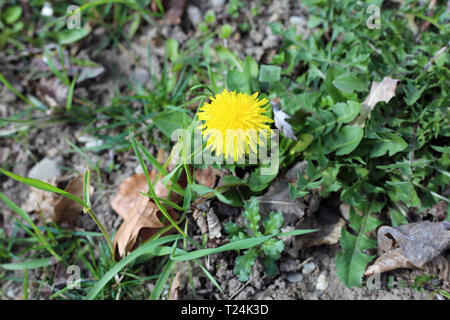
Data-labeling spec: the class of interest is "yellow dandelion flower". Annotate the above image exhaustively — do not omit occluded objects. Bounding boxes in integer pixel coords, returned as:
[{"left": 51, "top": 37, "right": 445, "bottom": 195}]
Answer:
[{"left": 197, "top": 89, "right": 273, "bottom": 162}]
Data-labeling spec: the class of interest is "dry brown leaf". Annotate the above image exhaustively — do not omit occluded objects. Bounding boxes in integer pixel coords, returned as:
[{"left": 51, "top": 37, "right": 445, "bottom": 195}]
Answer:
[
  {"left": 193, "top": 209, "right": 208, "bottom": 234},
  {"left": 377, "top": 221, "right": 450, "bottom": 268},
  {"left": 111, "top": 164, "right": 188, "bottom": 259},
  {"left": 353, "top": 76, "right": 399, "bottom": 127},
  {"left": 365, "top": 248, "right": 414, "bottom": 276},
  {"left": 36, "top": 77, "right": 68, "bottom": 110},
  {"left": 195, "top": 167, "right": 222, "bottom": 189},
  {"left": 365, "top": 249, "right": 450, "bottom": 281},
  {"left": 287, "top": 208, "right": 345, "bottom": 257},
  {"left": 153, "top": 0, "right": 189, "bottom": 25},
  {"left": 110, "top": 173, "right": 149, "bottom": 220},
  {"left": 365, "top": 221, "right": 450, "bottom": 281},
  {"left": 23, "top": 175, "right": 86, "bottom": 224},
  {"left": 54, "top": 175, "right": 86, "bottom": 224},
  {"left": 206, "top": 209, "right": 222, "bottom": 240},
  {"left": 168, "top": 271, "right": 183, "bottom": 300},
  {"left": 113, "top": 195, "right": 178, "bottom": 258},
  {"left": 23, "top": 178, "right": 60, "bottom": 222}
]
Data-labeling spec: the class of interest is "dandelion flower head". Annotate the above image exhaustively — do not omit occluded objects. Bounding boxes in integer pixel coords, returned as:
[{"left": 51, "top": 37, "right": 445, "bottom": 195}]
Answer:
[{"left": 197, "top": 89, "right": 273, "bottom": 161}]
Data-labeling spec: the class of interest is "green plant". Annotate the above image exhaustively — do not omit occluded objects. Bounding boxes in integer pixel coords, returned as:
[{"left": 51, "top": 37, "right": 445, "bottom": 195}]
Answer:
[{"left": 225, "top": 197, "right": 301, "bottom": 282}]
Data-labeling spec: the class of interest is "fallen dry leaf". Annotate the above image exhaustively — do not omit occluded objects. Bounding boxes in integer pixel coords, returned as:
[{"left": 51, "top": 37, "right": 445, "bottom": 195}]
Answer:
[
  {"left": 206, "top": 208, "right": 222, "bottom": 240},
  {"left": 152, "top": 0, "right": 189, "bottom": 25},
  {"left": 195, "top": 167, "right": 222, "bottom": 189},
  {"left": 193, "top": 209, "right": 208, "bottom": 234},
  {"left": 286, "top": 207, "right": 344, "bottom": 258},
  {"left": 23, "top": 175, "right": 87, "bottom": 224},
  {"left": 365, "top": 248, "right": 449, "bottom": 281},
  {"left": 111, "top": 162, "right": 188, "bottom": 259},
  {"left": 353, "top": 76, "right": 399, "bottom": 127},
  {"left": 365, "top": 221, "right": 450, "bottom": 281},
  {"left": 54, "top": 175, "right": 86, "bottom": 224},
  {"left": 272, "top": 104, "right": 297, "bottom": 141},
  {"left": 36, "top": 77, "right": 68, "bottom": 110},
  {"left": 113, "top": 195, "right": 178, "bottom": 258},
  {"left": 110, "top": 173, "right": 149, "bottom": 220},
  {"left": 169, "top": 271, "right": 183, "bottom": 300},
  {"left": 192, "top": 208, "right": 222, "bottom": 240},
  {"left": 377, "top": 221, "right": 450, "bottom": 267}
]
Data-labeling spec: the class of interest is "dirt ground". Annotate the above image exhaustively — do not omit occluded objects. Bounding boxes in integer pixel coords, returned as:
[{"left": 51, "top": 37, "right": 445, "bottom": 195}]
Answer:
[{"left": 0, "top": 0, "right": 442, "bottom": 300}]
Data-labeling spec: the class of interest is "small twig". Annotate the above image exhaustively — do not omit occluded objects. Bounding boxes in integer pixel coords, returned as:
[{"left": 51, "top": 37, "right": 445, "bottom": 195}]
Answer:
[
  {"left": 296, "top": 257, "right": 313, "bottom": 272},
  {"left": 230, "top": 279, "right": 252, "bottom": 300},
  {"left": 424, "top": 46, "right": 448, "bottom": 71}
]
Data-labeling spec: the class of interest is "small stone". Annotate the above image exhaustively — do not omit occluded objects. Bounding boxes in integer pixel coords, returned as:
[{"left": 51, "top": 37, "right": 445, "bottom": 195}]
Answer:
[
  {"left": 211, "top": 0, "right": 226, "bottom": 9},
  {"left": 289, "top": 16, "right": 304, "bottom": 25},
  {"left": 280, "top": 259, "right": 299, "bottom": 273},
  {"left": 316, "top": 272, "right": 329, "bottom": 291},
  {"left": 132, "top": 67, "right": 149, "bottom": 86},
  {"left": 286, "top": 272, "right": 304, "bottom": 283},
  {"left": 28, "top": 157, "right": 62, "bottom": 181},
  {"left": 302, "top": 262, "right": 316, "bottom": 275},
  {"left": 187, "top": 5, "right": 202, "bottom": 26}
]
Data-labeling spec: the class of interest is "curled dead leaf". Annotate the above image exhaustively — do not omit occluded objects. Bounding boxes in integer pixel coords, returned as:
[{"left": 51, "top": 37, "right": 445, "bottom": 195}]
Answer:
[
  {"left": 193, "top": 209, "right": 208, "bottom": 234},
  {"left": 195, "top": 167, "right": 222, "bottom": 189},
  {"left": 207, "top": 209, "right": 222, "bottom": 240},
  {"left": 353, "top": 76, "right": 399, "bottom": 127},
  {"left": 365, "top": 221, "right": 450, "bottom": 281},
  {"left": 23, "top": 175, "right": 87, "bottom": 224},
  {"left": 111, "top": 162, "right": 189, "bottom": 259},
  {"left": 377, "top": 221, "right": 450, "bottom": 268},
  {"left": 286, "top": 207, "right": 344, "bottom": 258}
]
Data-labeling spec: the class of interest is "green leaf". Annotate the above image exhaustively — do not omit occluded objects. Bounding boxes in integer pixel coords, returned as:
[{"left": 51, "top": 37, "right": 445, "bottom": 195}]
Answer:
[
  {"left": 248, "top": 166, "right": 278, "bottom": 192},
  {"left": 332, "top": 72, "right": 368, "bottom": 94},
  {"left": 2, "top": 6, "right": 22, "bottom": 24},
  {"left": 389, "top": 208, "right": 408, "bottom": 227},
  {"left": 258, "top": 65, "right": 281, "bottom": 86},
  {"left": 263, "top": 212, "right": 284, "bottom": 235},
  {"left": 190, "top": 184, "right": 214, "bottom": 195},
  {"left": 262, "top": 238, "right": 284, "bottom": 260},
  {"left": 336, "top": 228, "right": 375, "bottom": 288},
  {"left": 226, "top": 70, "right": 250, "bottom": 93},
  {"left": 0, "top": 169, "right": 87, "bottom": 208},
  {"left": 166, "top": 38, "right": 179, "bottom": 62},
  {"left": 225, "top": 222, "right": 245, "bottom": 238},
  {"left": 57, "top": 28, "right": 90, "bottom": 45},
  {"left": 0, "top": 258, "right": 52, "bottom": 270},
  {"left": 324, "top": 125, "right": 364, "bottom": 155},
  {"left": 152, "top": 108, "right": 190, "bottom": 138},
  {"left": 86, "top": 235, "right": 180, "bottom": 300},
  {"left": 243, "top": 197, "right": 262, "bottom": 236},
  {"left": 332, "top": 101, "right": 361, "bottom": 126},
  {"left": 264, "top": 256, "right": 277, "bottom": 277},
  {"left": 234, "top": 248, "right": 259, "bottom": 282},
  {"left": 336, "top": 207, "right": 382, "bottom": 288},
  {"left": 369, "top": 133, "right": 408, "bottom": 158}
]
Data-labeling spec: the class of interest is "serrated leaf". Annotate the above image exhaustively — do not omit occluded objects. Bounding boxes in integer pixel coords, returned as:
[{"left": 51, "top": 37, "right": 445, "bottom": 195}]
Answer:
[
  {"left": 248, "top": 166, "right": 278, "bottom": 192},
  {"left": 336, "top": 207, "right": 382, "bottom": 288},
  {"left": 264, "top": 256, "right": 278, "bottom": 277},
  {"left": 336, "top": 228, "right": 375, "bottom": 288},
  {"left": 369, "top": 133, "right": 408, "bottom": 158},
  {"left": 263, "top": 212, "right": 284, "bottom": 235},
  {"left": 332, "top": 72, "right": 368, "bottom": 94},
  {"left": 234, "top": 248, "right": 259, "bottom": 282},
  {"left": 262, "top": 238, "right": 284, "bottom": 260},
  {"left": 243, "top": 197, "right": 262, "bottom": 236}
]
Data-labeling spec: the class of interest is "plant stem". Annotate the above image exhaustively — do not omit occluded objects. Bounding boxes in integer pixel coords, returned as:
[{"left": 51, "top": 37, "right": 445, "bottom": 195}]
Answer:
[{"left": 86, "top": 208, "right": 114, "bottom": 256}]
